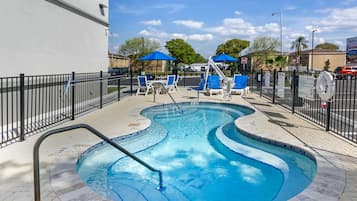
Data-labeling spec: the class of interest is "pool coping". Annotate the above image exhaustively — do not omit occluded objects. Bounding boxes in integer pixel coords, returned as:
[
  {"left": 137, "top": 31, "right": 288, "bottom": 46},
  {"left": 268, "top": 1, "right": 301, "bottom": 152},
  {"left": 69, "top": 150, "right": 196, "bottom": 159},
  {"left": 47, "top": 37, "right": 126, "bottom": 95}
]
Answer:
[
  {"left": 234, "top": 105, "right": 346, "bottom": 201},
  {"left": 48, "top": 100, "right": 346, "bottom": 201}
]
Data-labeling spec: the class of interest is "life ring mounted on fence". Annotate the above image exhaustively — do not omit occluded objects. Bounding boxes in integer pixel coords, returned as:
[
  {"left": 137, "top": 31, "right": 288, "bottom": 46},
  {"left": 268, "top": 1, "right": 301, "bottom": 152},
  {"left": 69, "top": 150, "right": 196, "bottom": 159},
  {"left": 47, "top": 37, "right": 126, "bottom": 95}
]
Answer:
[{"left": 316, "top": 71, "right": 335, "bottom": 101}]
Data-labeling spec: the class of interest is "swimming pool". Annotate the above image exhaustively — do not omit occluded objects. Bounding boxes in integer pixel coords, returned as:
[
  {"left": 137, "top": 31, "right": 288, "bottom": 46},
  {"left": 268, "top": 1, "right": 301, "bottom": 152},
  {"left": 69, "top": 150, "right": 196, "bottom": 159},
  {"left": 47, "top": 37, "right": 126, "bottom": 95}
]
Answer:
[{"left": 77, "top": 102, "right": 316, "bottom": 201}]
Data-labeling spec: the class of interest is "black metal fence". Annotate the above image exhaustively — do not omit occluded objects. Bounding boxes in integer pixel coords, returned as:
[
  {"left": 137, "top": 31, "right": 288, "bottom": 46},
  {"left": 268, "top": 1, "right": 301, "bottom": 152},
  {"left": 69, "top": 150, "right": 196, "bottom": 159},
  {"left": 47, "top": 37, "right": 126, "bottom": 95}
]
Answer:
[
  {"left": 0, "top": 72, "right": 123, "bottom": 147},
  {"left": 248, "top": 70, "right": 357, "bottom": 143}
]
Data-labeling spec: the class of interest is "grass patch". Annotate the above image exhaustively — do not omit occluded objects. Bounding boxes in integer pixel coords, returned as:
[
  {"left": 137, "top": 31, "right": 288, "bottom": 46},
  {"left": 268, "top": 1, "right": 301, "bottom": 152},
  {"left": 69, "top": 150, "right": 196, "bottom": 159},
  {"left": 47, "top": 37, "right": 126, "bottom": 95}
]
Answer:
[{"left": 107, "top": 86, "right": 125, "bottom": 94}]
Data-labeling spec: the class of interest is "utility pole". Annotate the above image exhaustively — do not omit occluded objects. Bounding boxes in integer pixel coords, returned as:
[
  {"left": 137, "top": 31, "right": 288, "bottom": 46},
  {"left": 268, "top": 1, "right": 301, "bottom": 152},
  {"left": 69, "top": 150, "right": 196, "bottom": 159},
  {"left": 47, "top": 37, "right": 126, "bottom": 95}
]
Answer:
[
  {"left": 272, "top": 11, "right": 283, "bottom": 71},
  {"left": 311, "top": 29, "right": 317, "bottom": 72},
  {"left": 141, "top": 37, "right": 145, "bottom": 74},
  {"left": 272, "top": 12, "right": 283, "bottom": 56}
]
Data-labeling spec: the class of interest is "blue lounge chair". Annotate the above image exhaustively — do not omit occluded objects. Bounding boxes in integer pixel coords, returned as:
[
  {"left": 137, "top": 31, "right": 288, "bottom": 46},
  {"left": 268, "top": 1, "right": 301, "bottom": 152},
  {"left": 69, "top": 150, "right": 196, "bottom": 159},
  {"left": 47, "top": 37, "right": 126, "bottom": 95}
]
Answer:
[
  {"left": 136, "top": 75, "right": 153, "bottom": 96},
  {"left": 229, "top": 74, "right": 249, "bottom": 96},
  {"left": 191, "top": 77, "right": 206, "bottom": 91},
  {"left": 207, "top": 75, "right": 224, "bottom": 97},
  {"left": 189, "top": 77, "right": 206, "bottom": 100}
]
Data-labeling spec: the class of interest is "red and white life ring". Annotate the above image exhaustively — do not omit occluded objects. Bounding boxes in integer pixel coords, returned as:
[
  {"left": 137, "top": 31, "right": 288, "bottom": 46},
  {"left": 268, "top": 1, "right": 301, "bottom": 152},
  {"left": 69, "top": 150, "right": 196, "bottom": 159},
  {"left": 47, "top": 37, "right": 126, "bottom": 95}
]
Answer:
[{"left": 316, "top": 71, "right": 335, "bottom": 101}]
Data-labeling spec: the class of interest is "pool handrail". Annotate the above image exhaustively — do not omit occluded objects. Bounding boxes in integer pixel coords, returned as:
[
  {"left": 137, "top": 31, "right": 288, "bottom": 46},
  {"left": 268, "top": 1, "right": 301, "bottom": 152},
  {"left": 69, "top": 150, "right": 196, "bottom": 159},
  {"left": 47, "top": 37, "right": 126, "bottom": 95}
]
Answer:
[
  {"left": 152, "top": 82, "right": 182, "bottom": 113},
  {"left": 33, "top": 124, "right": 164, "bottom": 201}
]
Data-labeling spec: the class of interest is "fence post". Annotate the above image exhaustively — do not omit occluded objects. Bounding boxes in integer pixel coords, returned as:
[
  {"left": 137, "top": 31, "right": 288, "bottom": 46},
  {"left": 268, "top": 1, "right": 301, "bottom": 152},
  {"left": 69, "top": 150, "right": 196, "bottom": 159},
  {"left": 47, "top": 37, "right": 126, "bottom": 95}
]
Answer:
[
  {"left": 251, "top": 71, "right": 254, "bottom": 91},
  {"left": 292, "top": 70, "right": 296, "bottom": 114},
  {"left": 130, "top": 67, "right": 133, "bottom": 96},
  {"left": 260, "top": 69, "right": 263, "bottom": 97},
  {"left": 71, "top": 72, "right": 75, "bottom": 120},
  {"left": 20, "top": 73, "right": 25, "bottom": 141},
  {"left": 99, "top": 71, "right": 103, "bottom": 109},
  {"left": 117, "top": 76, "right": 121, "bottom": 101},
  {"left": 272, "top": 69, "right": 276, "bottom": 104},
  {"left": 326, "top": 101, "right": 331, "bottom": 131}
]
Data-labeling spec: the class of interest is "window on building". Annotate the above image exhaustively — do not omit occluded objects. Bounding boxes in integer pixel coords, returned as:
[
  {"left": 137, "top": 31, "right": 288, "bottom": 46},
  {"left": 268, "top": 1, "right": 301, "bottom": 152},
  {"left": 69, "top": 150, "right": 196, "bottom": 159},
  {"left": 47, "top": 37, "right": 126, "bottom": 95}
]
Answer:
[{"left": 99, "top": 4, "right": 107, "bottom": 16}]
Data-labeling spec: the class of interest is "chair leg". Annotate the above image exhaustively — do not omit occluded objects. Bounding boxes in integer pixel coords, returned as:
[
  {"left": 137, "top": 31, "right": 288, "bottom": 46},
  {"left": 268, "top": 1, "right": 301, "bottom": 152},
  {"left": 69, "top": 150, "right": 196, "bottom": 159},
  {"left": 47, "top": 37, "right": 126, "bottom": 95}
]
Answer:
[{"left": 145, "top": 87, "right": 149, "bottom": 96}]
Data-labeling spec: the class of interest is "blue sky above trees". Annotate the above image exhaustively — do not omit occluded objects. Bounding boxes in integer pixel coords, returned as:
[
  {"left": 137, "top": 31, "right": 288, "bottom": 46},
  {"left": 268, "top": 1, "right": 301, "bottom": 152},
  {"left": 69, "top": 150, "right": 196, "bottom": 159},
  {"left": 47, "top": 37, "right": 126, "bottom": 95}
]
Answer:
[{"left": 109, "top": 0, "right": 357, "bottom": 58}]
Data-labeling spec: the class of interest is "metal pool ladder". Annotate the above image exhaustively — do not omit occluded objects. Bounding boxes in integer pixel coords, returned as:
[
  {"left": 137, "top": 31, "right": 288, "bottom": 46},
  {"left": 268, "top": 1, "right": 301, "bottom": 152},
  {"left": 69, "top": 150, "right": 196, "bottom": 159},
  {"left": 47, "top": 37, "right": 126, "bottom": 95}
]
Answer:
[
  {"left": 33, "top": 124, "right": 164, "bottom": 201},
  {"left": 152, "top": 82, "right": 183, "bottom": 113}
]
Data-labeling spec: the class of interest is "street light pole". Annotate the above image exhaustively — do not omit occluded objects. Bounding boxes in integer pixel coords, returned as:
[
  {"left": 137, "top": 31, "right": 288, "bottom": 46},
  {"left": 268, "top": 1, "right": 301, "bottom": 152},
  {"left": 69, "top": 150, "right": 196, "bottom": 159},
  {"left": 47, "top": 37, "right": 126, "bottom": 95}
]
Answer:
[
  {"left": 129, "top": 55, "right": 133, "bottom": 96},
  {"left": 272, "top": 12, "right": 283, "bottom": 56},
  {"left": 311, "top": 29, "right": 317, "bottom": 72},
  {"left": 141, "top": 37, "right": 145, "bottom": 74}
]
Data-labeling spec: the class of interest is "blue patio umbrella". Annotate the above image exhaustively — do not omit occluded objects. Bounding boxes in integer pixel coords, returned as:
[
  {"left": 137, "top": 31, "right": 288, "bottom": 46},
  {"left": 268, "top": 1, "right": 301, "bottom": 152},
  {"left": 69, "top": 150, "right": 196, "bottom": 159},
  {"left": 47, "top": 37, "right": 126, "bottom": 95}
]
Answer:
[
  {"left": 213, "top": 53, "right": 238, "bottom": 62},
  {"left": 139, "top": 51, "right": 176, "bottom": 76},
  {"left": 213, "top": 53, "right": 238, "bottom": 73}
]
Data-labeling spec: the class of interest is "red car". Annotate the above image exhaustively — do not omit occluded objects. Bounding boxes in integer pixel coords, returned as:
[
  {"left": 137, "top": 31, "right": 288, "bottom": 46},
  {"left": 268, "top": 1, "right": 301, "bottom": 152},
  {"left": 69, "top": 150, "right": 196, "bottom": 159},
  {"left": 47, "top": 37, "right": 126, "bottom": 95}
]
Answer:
[{"left": 334, "top": 66, "right": 357, "bottom": 78}]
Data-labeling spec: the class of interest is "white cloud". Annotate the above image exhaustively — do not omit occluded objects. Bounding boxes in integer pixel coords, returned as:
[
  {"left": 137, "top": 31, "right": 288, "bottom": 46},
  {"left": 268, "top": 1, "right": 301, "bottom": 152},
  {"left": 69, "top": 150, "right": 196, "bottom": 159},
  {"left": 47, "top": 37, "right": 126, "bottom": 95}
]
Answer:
[
  {"left": 109, "top": 32, "right": 119, "bottom": 38},
  {"left": 256, "top": 23, "right": 280, "bottom": 33},
  {"left": 171, "top": 33, "right": 187, "bottom": 39},
  {"left": 341, "top": 0, "right": 357, "bottom": 5},
  {"left": 170, "top": 33, "right": 213, "bottom": 41},
  {"left": 316, "top": 37, "right": 326, "bottom": 45},
  {"left": 234, "top": 11, "right": 242, "bottom": 16},
  {"left": 315, "top": 8, "right": 334, "bottom": 14},
  {"left": 173, "top": 20, "right": 204, "bottom": 29},
  {"left": 152, "top": 4, "right": 185, "bottom": 14},
  {"left": 284, "top": 5, "right": 297, "bottom": 11},
  {"left": 138, "top": 28, "right": 169, "bottom": 38},
  {"left": 207, "top": 18, "right": 256, "bottom": 36},
  {"left": 313, "top": 7, "right": 357, "bottom": 32},
  {"left": 115, "top": 4, "right": 145, "bottom": 15},
  {"left": 333, "top": 40, "right": 343, "bottom": 48},
  {"left": 140, "top": 20, "right": 161, "bottom": 26},
  {"left": 188, "top": 34, "right": 213, "bottom": 41},
  {"left": 138, "top": 28, "right": 213, "bottom": 42},
  {"left": 207, "top": 18, "right": 281, "bottom": 37}
]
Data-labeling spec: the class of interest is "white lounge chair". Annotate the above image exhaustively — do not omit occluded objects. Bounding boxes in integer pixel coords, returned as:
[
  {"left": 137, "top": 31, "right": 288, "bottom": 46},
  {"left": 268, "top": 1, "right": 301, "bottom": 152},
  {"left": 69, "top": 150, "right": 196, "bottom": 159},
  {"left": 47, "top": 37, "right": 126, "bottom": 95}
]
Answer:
[
  {"left": 136, "top": 76, "right": 153, "bottom": 96},
  {"left": 174, "top": 74, "right": 180, "bottom": 91},
  {"left": 164, "top": 75, "right": 176, "bottom": 93}
]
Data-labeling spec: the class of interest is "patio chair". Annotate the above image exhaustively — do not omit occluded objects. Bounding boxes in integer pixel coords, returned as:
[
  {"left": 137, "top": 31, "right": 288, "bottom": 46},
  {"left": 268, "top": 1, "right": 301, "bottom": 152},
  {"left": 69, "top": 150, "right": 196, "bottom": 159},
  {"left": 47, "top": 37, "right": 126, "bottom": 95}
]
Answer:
[
  {"left": 164, "top": 75, "right": 176, "bottom": 93},
  {"left": 207, "top": 75, "right": 224, "bottom": 97},
  {"left": 136, "top": 75, "right": 153, "bottom": 96},
  {"left": 188, "top": 77, "right": 206, "bottom": 100},
  {"left": 174, "top": 74, "right": 180, "bottom": 90},
  {"left": 229, "top": 74, "right": 249, "bottom": 96}
]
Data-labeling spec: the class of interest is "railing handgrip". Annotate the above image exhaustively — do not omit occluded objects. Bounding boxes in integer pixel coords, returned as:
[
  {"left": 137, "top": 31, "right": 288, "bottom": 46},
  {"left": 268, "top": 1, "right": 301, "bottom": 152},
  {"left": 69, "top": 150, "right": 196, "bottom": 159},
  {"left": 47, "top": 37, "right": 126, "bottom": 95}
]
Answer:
[
  {"left": 33, "top": 124, "right": 164, "bottom": 201},
  {"left": 157, "top": 82, "right": 182, "bottom": 113}
]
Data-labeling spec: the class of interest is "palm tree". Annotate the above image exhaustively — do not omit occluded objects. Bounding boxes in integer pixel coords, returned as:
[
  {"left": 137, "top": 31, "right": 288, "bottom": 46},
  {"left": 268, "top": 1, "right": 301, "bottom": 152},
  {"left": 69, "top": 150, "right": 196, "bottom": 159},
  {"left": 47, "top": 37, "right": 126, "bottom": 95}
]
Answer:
[{"left": 290, "top": 36, "right": 309, "bottom": 65}]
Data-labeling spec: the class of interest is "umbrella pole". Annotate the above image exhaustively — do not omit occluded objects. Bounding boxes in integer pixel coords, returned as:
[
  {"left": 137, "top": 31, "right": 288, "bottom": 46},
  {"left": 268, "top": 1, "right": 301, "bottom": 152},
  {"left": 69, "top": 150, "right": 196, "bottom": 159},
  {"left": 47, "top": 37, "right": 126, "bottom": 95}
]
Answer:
[{"left": 156, "top": 60, "right": 158, "bottom": 79}]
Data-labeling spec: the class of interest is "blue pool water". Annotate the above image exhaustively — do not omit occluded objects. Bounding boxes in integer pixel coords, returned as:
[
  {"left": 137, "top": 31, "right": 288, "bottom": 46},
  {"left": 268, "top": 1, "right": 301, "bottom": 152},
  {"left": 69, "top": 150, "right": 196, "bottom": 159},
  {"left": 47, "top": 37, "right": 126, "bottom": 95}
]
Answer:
[{"left": 77, "top": 102, "right": 316, "bottom": 201}]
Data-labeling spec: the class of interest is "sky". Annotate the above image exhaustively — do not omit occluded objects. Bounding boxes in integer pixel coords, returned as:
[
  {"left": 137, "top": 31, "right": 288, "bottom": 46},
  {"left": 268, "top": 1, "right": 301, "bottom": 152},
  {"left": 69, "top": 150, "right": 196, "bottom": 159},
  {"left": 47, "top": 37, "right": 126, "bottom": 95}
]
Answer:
[{"left": 108, "top": 0, "right": 357, "bottom": 58}]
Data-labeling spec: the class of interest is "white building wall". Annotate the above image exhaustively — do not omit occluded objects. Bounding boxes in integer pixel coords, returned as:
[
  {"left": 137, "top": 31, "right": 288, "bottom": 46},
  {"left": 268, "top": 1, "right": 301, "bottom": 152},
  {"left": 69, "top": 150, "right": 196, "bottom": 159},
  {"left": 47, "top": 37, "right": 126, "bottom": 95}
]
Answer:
[{"left": 0, "top": 0, "right": 109, "bottom": 77}]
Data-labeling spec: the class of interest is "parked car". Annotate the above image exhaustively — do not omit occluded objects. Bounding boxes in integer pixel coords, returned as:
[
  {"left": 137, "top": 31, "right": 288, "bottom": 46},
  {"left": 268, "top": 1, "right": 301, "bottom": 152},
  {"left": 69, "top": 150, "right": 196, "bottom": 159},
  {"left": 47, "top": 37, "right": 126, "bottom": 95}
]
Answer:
[
  {"left": 334, "top": 66, "right": 357, "bottom": 79},
  {"left": 108, "top": 67, "right": 128, "bottom": 76}
]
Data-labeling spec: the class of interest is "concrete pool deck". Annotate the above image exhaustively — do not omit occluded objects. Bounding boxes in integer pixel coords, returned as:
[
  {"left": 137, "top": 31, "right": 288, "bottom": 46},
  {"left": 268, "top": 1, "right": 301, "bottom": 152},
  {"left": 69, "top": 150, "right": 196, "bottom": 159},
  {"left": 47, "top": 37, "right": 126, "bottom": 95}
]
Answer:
[{"left": 0, "top": 88, "right": 356, "bottom": 201}]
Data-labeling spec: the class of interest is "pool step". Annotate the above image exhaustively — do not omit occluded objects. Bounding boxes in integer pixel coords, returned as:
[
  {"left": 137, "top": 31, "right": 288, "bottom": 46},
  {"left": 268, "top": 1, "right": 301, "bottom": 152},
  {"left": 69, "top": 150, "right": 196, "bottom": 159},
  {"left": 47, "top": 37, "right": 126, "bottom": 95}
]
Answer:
[{"left": 107, "top": 175, "right": 190, "bottom": 201}]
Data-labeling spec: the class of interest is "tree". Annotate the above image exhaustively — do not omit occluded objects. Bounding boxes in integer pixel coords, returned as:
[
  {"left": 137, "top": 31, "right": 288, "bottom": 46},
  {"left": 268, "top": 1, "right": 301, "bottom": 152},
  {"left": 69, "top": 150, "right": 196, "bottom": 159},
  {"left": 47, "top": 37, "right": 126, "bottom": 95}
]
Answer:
[
  {"left": 249, "top": 36, "right": 280, "bottom": 69},
  {"left": 290, "top": 36, "right": 309, "bottom": 65},
  {"left": 216, "top": 39, "right": 250, "bottom": 58},
  {"left": 118, "top": 37, "right": 159, "bottom": 56},
  {"left": 315, "top": 42, "right": 339, "bottom": 50},
  {"left": 118, "top": 37, "right": 160, "bottom": 72},
  {"left": 324, "top": 59, "right": 331, "bottom": 71},
  {"left": 165, "top": 39, "right": 205, "bottom": 64},
  {"left": 267, "top": 55, "right": 288, "bottom": 70}
]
